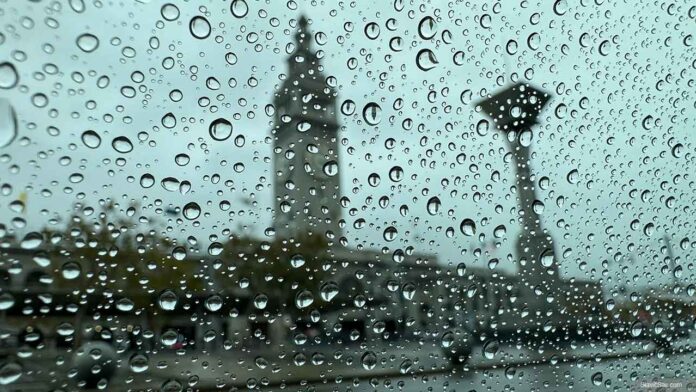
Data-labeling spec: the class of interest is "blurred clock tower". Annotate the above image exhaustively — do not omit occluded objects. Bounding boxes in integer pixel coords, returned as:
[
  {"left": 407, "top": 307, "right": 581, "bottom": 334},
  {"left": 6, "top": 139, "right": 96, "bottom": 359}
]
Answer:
[{"left": 271, "top": 16, "right": 342, "bottom": 240}]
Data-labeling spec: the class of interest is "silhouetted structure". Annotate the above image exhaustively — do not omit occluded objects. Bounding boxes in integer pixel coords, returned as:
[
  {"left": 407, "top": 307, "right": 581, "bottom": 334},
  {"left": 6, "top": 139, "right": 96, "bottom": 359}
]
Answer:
[
  {"left": 272, "top": 16, "right": 342, "bottom": 240},
  {"left": 477, "top": 83, "right": 561, "bottom": 294}
]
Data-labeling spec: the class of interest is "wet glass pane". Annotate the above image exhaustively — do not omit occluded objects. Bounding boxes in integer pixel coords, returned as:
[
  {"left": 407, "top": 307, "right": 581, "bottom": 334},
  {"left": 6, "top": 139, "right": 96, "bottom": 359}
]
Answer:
[{"left": 0, "top": 0, "right": 695, "bottom": 390}]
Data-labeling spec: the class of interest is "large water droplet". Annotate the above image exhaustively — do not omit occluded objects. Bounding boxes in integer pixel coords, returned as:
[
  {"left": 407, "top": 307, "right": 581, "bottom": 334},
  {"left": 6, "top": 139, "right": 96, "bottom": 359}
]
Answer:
[
  {"left": 295, "top": 289, "right": 314, "bottom": 309},
  {"left": 540, "top": 249, "right": 554, "bottom": 267},
  {"left": 160, "top": 3, "right": 180, "bottom": 21},
  {"left": 482, "top": 339, "right": 499, "bottom": 359},
  {"left": 161, "top": 112, "right": 176, "bottom": 128},
  {"left": 416, "top": 49, "right": 438, "bottom": 71},
  {"left": 158, "top": 290, "right": 178, "bottom": 311},
  {"left": 361, "top": 351, "right": 377, "bottom": 370},
  {"left": 0, "top": 362, "right": 22, "bottom": 385},
  {"left": 426, "top": 196, "right": 441, "bottom": 215},
  {"left": 0, "top": 62, "right": 19, "bottom": 89},
  {"left": 322, "top": 161, "right": 338, "bottom": 177},
  {"left": 189, "top": 16, "right": 211, "bottom": 39},
  {"left": 254, "top": 293, "right": 268, "bottom": 309},
  {"left": 129, "top": 353, "right": 149, "bottom": 373},
  {"left": 320, "top": 281, "right": 339, "bottom": 302},
  {"left": 230, "top": 0, "right": 249, "bottom": 18},
  {"left": 362, "top": 103, "right": 382, "bottom": 125},
  {"left": 76, "top": 33, "right": 99, "bottom": 52},
  {"left": 460, "top": 219, "right": 476, "bottom": 236},
  {"left": 111, "top": 136, "right": 133, "bottom": 154},
  {"left": 61, "top": 261, "right": 81, "bottom": 279},
  {"left": 81, "top": 130, "right": 101, "bottom": 148},
  {"left": 0, "top": 99, "right": 17, "bottom": 147},
  {"left": 182, "top": 202, "right": 201, "bottom": 220},
  {"left": 418, "top": 16, "right": 437, "bottom": 39},
  {"left": 209, "top": 118, "right": 233, "bottom": 141},
  {"left": 383, "top": 226, "right": 398, "bottom": 242}
]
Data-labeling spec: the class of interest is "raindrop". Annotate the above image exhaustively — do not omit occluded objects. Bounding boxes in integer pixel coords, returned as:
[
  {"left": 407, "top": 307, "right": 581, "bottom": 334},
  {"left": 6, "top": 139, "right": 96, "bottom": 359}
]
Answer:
[
  {"left": 553, "top": 0, "right": 568, "bottom": 15},
  {"left": 566, "top": 169, "right": 579, "bottom": 184},
  {"left": 416, "top": 49, "right": 438, "bottom": 71},
  {"left": 161, "top": 112, "right": 176, "bottom": 128},
  {"left": 322, "top": 161, "right": 338, "bottom": 177},
  {"left": 506, "top": 40, "right": 518, "bottom": 55},
  {"left": 493, "top": 225, "right": 507, "bottom": 238},
  {"left": 0, "top": 99, "right": 17, "bottom": 147},
  {"left": 209, "top": 118, "right": 233, "bottom": 141},
  {"left": 158, "top": 290, "right": 178, "bottom": 311},
  {"left": 401, "top": 282, "right": 416, "bottom": 300},
  {"left": 290, "top": 254, "right": 305, "bottom": 268},
  {"left": 0, "top": 362, "right": 22, "bottom": 385},
  {"left": 418, "top": 16, "right": 437, "bottom": 39},
  {"left": 364, "top": 22, "right": 380, "bottom": 40},
  {"left": 0, "top": 62, "right": 19, "bottom": 89},
  {"left": 182, "top": 202, "right": 201, "bottom": 220},
  {"left": 111, "top": 136, "right": 133, "bottom": 153},
  {"left": 129, "top": 353, "right": 149, "bottom": 373},
  {"left": 540, "top": 249, "right": 554, "bottom": 267},
  {"left": 320, "top": 281, "right": 339, "bottom": 302},
  {"left": 140, "top": 173, "right": 155, "bottom": 188},
  {"left": 295, "top": 289, "right": 314, "bottom": 309},
  {"left": 383, "top": 226, "right": 398, "bottom": 242},
  {"left": 482, "top": 339, "right": 499, "bottom": 359},
  {"left": 426, "top": 197, "right": 441, "bottom": 215},
  {"left": 362, "top": 103, "right": 382, "bottom": 125},
  {"left": 361, "top": 351, "right": 377, "bottom": 370},
  {"left": 591, "top": 372, "right": 603, "bottom": 386},
  {"left": 205, "top": 295, "right": 223, "bottom": 312},
  {"left": 20, "top": 232, "right": 43, "bottom": 249},
  {"left": 480, "top": 14, "right": 492, "bottom": 29},
  {"left": 172, "top": 246, "right": 187, "bottom": 261},
  {"left": 161, "top": 177, "right": 179, "bottom": 191},
  {"left": 254, "top": 293, "right": 268, "bottom": 309},
  {"left": 189, "top": 16, "right": 211, "bottom": 39},
  {"left": 160, "top": 3, "right": 180, "bottom": 21},
  {"left": 460, "top": 219, "right": 476, "bottom": 236},
  {"left": 61, "top": 261, "right": 81, "bottom": 279},
  {"left": 116, "top": 298, "right": 134, "bottom": 312},
  {"left": 672, "top": 143, "right": 683, "bottom": 158},
  {"left": 340, "top": 100, "right": 356, "bottom": 116},
  {"left": 230, "top": 0, "right": 249, "bottom": 18},
  {"left": 527, "top": 32, "right": 540, "bottom": 50},
  {"left": 76, "top": 33, "right": 99, "bottom": 52},
  {"left": 389, "top": 166, "right": 403, "bottom": 182},
  {"left": 0, "top": 293, "right": 15, "bottom": 311}
]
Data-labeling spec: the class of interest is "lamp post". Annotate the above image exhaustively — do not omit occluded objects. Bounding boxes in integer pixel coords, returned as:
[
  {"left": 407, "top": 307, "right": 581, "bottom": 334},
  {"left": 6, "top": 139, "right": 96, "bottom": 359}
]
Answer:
[{"left": 476, "top": 83, "right": 560, "bottom": 295}]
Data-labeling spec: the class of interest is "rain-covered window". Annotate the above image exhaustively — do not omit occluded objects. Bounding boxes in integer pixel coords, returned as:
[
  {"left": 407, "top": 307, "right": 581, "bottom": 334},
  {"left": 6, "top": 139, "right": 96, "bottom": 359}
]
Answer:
[{"left": 0, "top": 1, "right": 694, "bottom": 390}]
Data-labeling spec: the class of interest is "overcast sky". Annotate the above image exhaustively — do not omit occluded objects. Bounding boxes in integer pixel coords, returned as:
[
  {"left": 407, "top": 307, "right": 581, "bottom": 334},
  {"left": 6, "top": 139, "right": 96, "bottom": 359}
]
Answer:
[{"left": 0, "top": 0, "right": 694, "bottom": 291}]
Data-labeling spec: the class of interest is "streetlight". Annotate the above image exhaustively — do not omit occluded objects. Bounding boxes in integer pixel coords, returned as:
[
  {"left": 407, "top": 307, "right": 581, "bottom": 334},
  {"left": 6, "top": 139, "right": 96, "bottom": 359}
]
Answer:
[{"left": 476, "top": 83, "right": 560, "bottom": 295}]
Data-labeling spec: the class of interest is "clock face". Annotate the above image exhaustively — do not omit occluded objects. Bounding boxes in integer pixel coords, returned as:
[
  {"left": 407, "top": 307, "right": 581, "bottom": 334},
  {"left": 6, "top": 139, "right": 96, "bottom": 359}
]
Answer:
[{"left": 304, "top": 150, "right": 328, "bottom": 179}]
